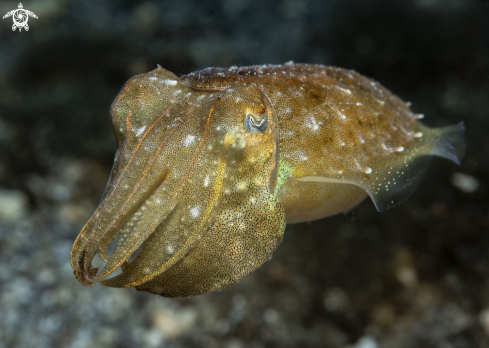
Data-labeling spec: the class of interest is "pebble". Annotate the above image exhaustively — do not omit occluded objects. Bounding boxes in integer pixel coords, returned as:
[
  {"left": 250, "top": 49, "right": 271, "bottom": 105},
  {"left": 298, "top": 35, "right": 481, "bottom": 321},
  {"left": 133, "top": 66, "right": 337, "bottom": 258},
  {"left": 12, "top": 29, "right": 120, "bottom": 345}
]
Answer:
[
  {"left": 0, "top": 189, "right": 28, "bottom": 222},
  {"left": 352, "top": 336, "right": 379, "bottom": 348},
  {"left": 451, "top": 172, "right": 479, "bottom": 193}
]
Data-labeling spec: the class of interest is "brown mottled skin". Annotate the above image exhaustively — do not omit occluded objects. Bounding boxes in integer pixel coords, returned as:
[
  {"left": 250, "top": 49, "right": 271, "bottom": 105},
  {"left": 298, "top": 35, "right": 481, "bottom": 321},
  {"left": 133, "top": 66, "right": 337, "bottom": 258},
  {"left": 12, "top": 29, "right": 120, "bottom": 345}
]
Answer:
[{"left": 71, "top": 63, "right": 464, "bottom": 298}]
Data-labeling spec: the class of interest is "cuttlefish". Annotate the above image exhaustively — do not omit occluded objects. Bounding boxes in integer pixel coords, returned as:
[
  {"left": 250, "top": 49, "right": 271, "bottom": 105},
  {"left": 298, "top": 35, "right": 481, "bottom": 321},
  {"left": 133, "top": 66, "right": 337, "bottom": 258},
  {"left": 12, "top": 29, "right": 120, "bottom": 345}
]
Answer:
[{"left": 71, "top": 63, "right": 464, "bottom": 298}]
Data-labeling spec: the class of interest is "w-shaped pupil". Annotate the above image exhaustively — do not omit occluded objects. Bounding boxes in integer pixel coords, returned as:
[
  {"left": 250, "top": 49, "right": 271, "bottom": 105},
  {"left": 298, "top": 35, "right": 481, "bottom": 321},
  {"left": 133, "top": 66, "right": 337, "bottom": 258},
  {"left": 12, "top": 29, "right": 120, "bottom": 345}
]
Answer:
[{"left": 245, "top": 114, "right": 268, "bottom": 134}]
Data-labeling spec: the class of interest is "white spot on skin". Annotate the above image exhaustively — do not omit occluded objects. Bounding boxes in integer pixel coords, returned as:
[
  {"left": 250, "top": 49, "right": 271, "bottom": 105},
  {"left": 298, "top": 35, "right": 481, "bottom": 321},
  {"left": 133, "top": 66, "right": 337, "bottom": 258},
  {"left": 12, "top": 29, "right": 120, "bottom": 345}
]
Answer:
[
  {"left": 182, "top": 134, "right": 196, "bottom": 147},
  {"left": 414, "top": 132, "right": 423, "bottom": 138},
  {"left": 338, "top": 110, "right": 347, "bottom": 120},
  {"left": 396, "top": 147, "right": 405, "bottom": 152},
  {"left": 415, "top": 114, "right": 425, "bottom": 119},
  {"left": 374, "top": 97, "right": 385, "bottom": 106},
  {"left": 291, "top": 150, "right": 308, "bottom": 161},
  {"left": 365, "top": 167, "right": 372, "bottom": 174},
  {"left": 161, "top": 79, "right": 178, "bottom": 85},
  {"left": 305, "top": 116, "right": 319, "bottom": 131},
  {"left": 334, "top": 86, "right": 352, "bottom": 95},
  {"left": 285, "top": 107, "right": 292, "bottom": 113},
  {"left": 168, "top": 117, "right": 181, "bottom": 129},
  {"left": 203, "top": 175, "right": 210, "bottom": 187},
  {"left": 135, "top": 126, "right": 146, "bottom": 137},
  {"left": 354, "top": 158, "right": 362, "bottom": 171},
  {"left": 399, "top": 125, "right": 411, "bottom": 135},
  {"left": 254, "top": 177, "right": 263, "bottom": 186},
  {"left": 236, "top": 181, "right": 248, "bottom": 191},
  {"left": 148, "top": 76, "right": 158, "bottom": 81},
  {"left": 166, "top": 245, "right": 174, "bottom": 254},
  {"left": 190, "top": 206, "right": 201, "bottom": 218}
]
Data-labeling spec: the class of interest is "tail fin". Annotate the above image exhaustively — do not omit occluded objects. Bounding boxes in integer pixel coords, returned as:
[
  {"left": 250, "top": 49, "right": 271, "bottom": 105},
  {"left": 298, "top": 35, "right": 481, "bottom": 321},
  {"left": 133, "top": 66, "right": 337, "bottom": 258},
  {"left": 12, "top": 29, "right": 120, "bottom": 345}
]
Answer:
[
  {"left": 359, "top": 121, "right": 465, "bottom": 212},
  {"left": 428, "top": 122, "right": 465, "bottom": 165}
]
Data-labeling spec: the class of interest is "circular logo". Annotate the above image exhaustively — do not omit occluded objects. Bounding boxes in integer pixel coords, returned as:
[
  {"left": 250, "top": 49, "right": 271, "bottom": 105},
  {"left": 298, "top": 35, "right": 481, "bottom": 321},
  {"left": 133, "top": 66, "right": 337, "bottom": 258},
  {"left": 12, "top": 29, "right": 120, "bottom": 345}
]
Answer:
[{"left": 13, "top": 9, "right": 28, "bottom": 27}]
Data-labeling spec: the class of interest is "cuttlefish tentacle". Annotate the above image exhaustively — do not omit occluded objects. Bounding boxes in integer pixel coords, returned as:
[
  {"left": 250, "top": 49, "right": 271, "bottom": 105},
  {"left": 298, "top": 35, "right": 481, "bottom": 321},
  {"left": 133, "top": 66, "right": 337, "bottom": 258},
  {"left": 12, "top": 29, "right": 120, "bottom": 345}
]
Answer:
[
  {"left": 70, "top": 63, "right": 464, "bottom": 297},
  {"left": 95, "top": 105, "right": 175, "bottom": 263},
  {"left": 96, "top": 104, "right": 199, "bottom": 264},
  {"left": 95, "top": 102, "right": 222, "bottom": 280},
  {"left": 71, "top": 67, "right": 200, "bottom": 283},
  {"left": 70, "top": 108, "right": 141, "bottom": 283},
  {"left": 98, "top": 157, "right": 226, "bottom": 287},
  {"left": 78, "top": 106, "right": 178, "bottom": 278}
]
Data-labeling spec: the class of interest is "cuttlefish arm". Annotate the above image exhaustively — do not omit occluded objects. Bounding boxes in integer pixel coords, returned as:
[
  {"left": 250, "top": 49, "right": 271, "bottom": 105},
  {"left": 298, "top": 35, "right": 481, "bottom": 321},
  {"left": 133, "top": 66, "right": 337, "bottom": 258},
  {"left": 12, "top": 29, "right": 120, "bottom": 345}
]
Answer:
[
  {"left": 71, "top": 66, "right": 191, "bottom": 285},
  {"left": 70, "top": 66, "right": 285, "bottom": 297}
]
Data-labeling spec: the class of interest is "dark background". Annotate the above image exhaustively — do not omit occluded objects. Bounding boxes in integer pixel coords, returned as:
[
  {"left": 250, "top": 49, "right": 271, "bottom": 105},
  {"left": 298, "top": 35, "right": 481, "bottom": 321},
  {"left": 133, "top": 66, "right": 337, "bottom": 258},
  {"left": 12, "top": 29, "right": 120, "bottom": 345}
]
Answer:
[{"left": 0, "top": 0, "right": 488, "bottom": 347}]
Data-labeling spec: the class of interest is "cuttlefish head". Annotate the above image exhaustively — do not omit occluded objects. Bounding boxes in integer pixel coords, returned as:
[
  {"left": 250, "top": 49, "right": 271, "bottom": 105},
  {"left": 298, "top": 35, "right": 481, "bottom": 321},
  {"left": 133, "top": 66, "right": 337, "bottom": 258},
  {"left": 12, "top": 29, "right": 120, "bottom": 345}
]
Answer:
[{"left": 70, "top": 66, "right": 286, "bottom": 298}]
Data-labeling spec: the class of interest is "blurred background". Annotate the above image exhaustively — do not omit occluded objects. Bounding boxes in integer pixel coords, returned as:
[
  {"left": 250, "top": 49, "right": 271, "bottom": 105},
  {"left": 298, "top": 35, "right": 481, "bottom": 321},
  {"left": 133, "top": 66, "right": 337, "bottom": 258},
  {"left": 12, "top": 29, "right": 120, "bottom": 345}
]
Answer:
[{"left": 0, "top": 0, "right": 488, "bottom": 347}]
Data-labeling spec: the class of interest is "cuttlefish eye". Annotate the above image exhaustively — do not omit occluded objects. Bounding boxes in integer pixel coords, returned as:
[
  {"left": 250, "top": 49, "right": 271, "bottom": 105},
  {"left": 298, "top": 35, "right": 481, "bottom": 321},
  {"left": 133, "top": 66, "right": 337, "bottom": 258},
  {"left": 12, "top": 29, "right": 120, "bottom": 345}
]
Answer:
[{"left": 244, "top": 113, "right": 268, "bottom": 133}]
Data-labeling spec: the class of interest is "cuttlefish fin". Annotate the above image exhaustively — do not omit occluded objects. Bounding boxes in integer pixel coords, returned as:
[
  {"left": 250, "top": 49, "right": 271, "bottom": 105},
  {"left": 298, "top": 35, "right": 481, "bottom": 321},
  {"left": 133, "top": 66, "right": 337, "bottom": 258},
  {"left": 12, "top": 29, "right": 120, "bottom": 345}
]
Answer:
[
  {"left": 300, "top": 122, "right": 465, "bottom": 212},
  {"left": 425, "top": 122, "right": 465, "bottom": 165}
]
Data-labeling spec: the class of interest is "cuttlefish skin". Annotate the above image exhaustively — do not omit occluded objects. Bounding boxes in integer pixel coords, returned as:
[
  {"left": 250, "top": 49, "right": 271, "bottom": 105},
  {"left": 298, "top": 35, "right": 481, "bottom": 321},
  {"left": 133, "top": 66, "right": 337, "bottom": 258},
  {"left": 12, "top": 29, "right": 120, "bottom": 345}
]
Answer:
[{"left": 71, "top": 63, "right": 464, "bottom": 298}]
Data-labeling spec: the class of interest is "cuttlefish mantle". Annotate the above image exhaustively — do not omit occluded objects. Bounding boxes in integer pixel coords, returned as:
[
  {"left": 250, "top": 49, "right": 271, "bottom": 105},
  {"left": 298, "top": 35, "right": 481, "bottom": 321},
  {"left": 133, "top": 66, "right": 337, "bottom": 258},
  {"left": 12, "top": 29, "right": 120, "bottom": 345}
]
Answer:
[{"left": 70, "top": 63, "right": 464, "bottom": 298}]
